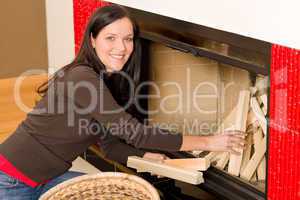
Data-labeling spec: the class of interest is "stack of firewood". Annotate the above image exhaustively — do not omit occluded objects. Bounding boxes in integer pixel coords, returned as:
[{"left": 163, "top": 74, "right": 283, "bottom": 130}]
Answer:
[{"left": 192, "top": 76, "right": 267, "bottom": 183}]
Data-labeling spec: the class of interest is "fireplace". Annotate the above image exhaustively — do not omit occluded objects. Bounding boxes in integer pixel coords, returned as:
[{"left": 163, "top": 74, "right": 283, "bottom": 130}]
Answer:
[
  {"left": 123, "top": 7, "right": 268, "bottom": 200},
  {"left": 72, "top": 1, "right": 300, "bottom": 200}
]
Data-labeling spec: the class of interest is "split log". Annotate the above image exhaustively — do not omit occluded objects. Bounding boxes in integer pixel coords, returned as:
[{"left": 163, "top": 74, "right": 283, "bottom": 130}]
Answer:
[
  {"left": 247, "top": 110, "right": 258, "bottom": 128},
  {"left": 228, "top": 90, "right": 250, "bottom": 176},
  {"left": 253, "top": 128, "right": 266, "bottom": 181},
  {"left": 215, "top": 152, "right": 230, "bottom": 169},
  {"left": 259, "top": 94, "right": 268, "bottom": 116},
  {"left": 255, "top": 76, "right": 268, "bottom": 95},
  {"left": 204, "top": 151, "right": 219, "bottom": 161},
  {"left": 190, "top": 150, "right": 203, "bottom": 157},
  {"left": 257, "top": 156, "right": 266, "bottom": 181},
  {"left": 250, "top": 172, "right": 257, "bottom": 182},
  {"left": 240, "top": 136, "right": 266, "bottom": 181},
  {"left": 250, "top": 97, "right": 267, "bottom": 135},
  {"left": 240, "top": 131, "right": 253, "bottom": 173},
  {"left": 127, "top": 156, "right": 204, "bottom": 185},
  {"left": 249, "top": 87, "right": 258, "bottom": 96},
  {"left": 164, "top": 158, "right": 210, "bottom": 171}
]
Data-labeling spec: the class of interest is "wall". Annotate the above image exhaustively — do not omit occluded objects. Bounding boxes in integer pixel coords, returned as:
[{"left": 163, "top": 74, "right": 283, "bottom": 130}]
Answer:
[
  {"left": 108, "top": 0, "right": 300, "bottom": 50},
  {"left": 45, "top": 0, "right": 75, "bottom": 74},
  {"left": 44, "top": 0, "right": 300, "bottom": 74},
  {"left": 0, "top": 0, "right": 48, "bottom": 78}
]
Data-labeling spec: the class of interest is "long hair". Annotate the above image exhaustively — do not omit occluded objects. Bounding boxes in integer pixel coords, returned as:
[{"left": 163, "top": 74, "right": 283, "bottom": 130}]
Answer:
[{"left": 38, "top": 5, "right": 141, "bottom": 100}]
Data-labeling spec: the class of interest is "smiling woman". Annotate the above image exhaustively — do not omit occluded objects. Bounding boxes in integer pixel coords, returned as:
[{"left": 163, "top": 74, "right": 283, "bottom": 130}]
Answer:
[{"left": 0, "top": 4, "right": 245, "bottom": 199}]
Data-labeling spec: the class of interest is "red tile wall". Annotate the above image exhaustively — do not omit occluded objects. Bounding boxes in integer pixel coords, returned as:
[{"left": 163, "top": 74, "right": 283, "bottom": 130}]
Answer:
[
  {"left": 269, "top": 44, "right": 300, "bottom": 200},
  {"left": 73, "top": 0, "right": 110, "bottom": 54}
]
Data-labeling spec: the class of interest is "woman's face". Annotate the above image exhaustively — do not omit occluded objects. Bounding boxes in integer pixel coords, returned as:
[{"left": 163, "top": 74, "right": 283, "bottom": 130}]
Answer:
[{"left": 91, "top": 17, "right": 134, "bottom": 72}]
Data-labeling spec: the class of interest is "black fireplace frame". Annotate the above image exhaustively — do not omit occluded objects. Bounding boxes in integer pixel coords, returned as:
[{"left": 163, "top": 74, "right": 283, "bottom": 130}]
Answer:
[{"left": 125, "top": 6, "right": 269, "bottom": 200}]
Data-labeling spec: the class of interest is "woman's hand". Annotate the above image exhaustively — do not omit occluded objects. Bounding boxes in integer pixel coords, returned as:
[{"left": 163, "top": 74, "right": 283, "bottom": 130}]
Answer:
[
  {"left": 142, "top": 152, "right": 169, "bottom": 163},
  {"left": 180, "top": 131, "right": 246, "bottom": 155},
  {"left": 142, "top": 152, "right": 169, "bottom": 178},
  {"left": 206, "top": 131, "right": 246, "bottom": 155}
]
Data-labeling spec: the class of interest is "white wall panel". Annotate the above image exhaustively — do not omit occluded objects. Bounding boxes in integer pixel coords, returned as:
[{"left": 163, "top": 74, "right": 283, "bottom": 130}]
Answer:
[
  {"left": 109, "top": 0, "right": 300, "bottom": 49},
  {"left": 45, "top": 0, "right": 75, "bottom": 74}
]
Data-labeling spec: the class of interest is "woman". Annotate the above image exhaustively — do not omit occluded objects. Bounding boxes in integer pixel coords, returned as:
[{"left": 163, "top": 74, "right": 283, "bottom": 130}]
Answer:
[{"left": 0, "top": 5, "right": 245, "bottom": 199}]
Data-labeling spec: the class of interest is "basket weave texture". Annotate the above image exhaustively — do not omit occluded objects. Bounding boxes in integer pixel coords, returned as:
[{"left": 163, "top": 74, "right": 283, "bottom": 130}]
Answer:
[{"left": 39, "top": 172, "right": 160, "bottom": 200}]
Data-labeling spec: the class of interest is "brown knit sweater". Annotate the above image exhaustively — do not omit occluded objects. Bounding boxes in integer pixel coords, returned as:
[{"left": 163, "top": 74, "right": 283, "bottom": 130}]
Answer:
[{"left": 0, "top": 66, "right": 182, "bottom": 183}]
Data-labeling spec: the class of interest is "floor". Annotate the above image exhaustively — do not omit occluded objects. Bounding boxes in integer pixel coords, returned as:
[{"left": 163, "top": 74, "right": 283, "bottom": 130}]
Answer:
[{"left": 70, "top": 156, "right": 101, "bottom": 174}]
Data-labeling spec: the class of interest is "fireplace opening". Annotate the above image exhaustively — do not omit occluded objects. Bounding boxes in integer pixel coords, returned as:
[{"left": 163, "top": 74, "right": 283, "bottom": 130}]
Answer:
[{"left": 131, "top": 38, "right": 268, "bottom": 197}]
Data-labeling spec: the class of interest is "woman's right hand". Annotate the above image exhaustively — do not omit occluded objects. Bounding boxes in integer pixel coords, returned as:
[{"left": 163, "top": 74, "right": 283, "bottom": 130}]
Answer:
[
  {"left": 206, "top": 131, "right": 246, "bottom": 155},
  {"left": 180, "top": 131, "right": 246, "bottom": 155}
]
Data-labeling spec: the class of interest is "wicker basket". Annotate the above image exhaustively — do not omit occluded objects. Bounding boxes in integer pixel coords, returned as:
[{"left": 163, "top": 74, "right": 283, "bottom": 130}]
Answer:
[{"left": 39, "top": 172, "right": 160, "bottom": 200}]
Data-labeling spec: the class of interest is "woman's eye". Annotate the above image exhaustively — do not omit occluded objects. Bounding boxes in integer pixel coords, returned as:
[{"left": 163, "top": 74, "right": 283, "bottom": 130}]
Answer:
[
  {"left": 125, "top": 37, "right": 133, "bottom": 42},
  {"left": 106, "top": 36, "right": 115, "bottom": 41}
]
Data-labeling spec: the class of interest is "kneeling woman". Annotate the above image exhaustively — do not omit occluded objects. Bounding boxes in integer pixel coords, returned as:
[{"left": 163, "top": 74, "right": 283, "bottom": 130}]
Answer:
[{"left": 0, "top": 5, "right": 245, "bottom": 199}]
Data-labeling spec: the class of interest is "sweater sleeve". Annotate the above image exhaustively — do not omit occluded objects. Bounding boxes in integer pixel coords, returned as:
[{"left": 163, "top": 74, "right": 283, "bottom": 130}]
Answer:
[
  {"left": 64, "top": 66, "right": 182, "bottom": 151},
  {"left": 96, "top": 132, "right": 146, "bottom": 164}
]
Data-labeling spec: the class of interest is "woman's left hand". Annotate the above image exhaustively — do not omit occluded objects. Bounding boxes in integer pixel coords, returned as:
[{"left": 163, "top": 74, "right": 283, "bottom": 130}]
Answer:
[
  {"left": 142, "top": 152, "right": 169, "bottom": 163},
  {"left": 142, "top": 152, "right": 169, "bottom": 178}
]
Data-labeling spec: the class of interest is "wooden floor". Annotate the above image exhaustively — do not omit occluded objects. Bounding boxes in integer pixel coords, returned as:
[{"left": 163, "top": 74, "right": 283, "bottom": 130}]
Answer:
[{"left": 0, "top": 74, "right": 47, "bottom": 143}]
